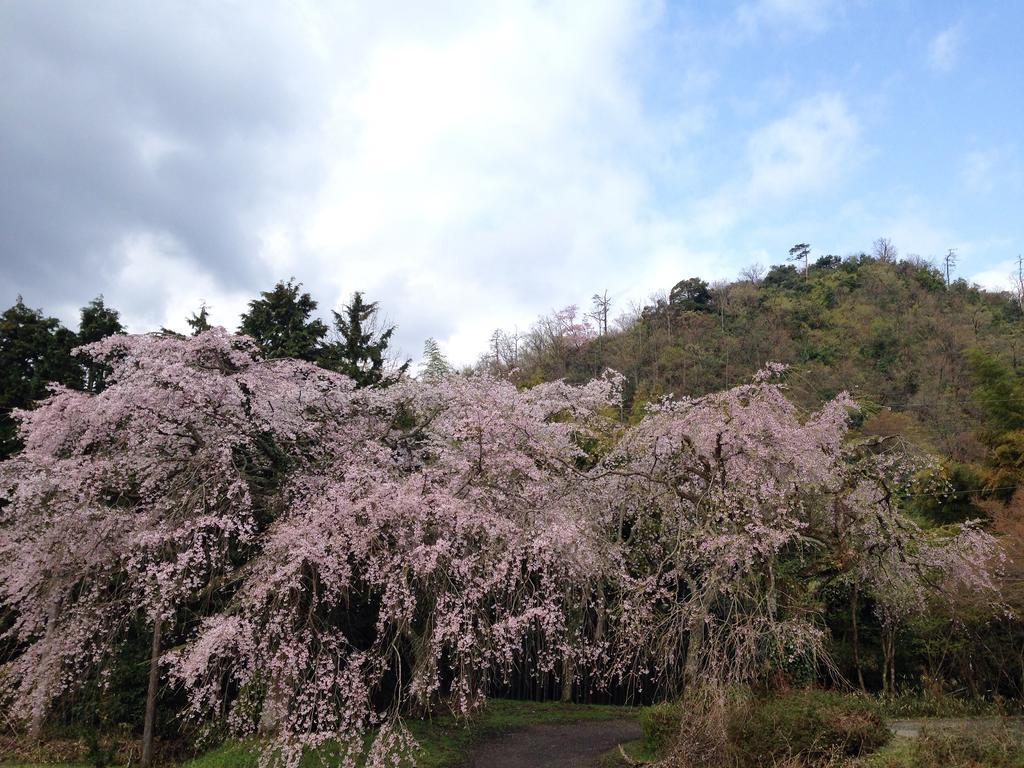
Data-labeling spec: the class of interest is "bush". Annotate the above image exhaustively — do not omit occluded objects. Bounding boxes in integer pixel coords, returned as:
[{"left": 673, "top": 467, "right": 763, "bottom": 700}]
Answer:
[
  {"left": 878, "top": 691, "right": 1011, "bottom": 719},
  {"left": 728, "top": 689, "right": 891, "bottom": 767},
  {"left": 905, "top": 726, "right": 1024, "bottom": 768},
  {"left": 639, "top": 702, "right": 683, "bottom": 756}
]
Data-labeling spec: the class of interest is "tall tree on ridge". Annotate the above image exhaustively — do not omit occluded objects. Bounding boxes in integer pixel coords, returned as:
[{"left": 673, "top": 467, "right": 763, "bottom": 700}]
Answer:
[
  {"left": 669, "top": 277, "right": 712, "bottom": 312},
  {"left": 318, "top": 291, "right": 409, "bottom": 387},
  {"left": 873, "top": 237, "right": 898, "bottom": 262},
  {"left": 589, "top": 290, "right": 612, "bottom": 336},
  {"left": 944, "top": 248, "right": 958, "bottom": 285},
  {"left": 239, "top": 279, "right": 327, "bottom": 362},
  {"left": 788, "top": 242, "right": 811, "bottom": 277}
]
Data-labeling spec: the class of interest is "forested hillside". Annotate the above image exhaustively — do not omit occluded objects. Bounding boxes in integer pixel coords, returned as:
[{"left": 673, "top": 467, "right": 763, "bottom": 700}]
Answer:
[{"left": 483, "top": 252, "right": 1024, "bottom": 506}]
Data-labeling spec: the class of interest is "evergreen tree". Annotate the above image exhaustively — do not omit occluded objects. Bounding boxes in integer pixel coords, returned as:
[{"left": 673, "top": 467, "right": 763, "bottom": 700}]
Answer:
[
  {"left": 967, "top": 348, "right": 1024, "bottom": 439},
  {"left": 318, "top": 291, "right": 409, "bottom": 387},
  {"left": 0, "top": 298, "right": 80, "bottom": 457},
  {"left": 187, "top": 302, "right": 212, "bottom": 335},
  {"left": 79, "top": 296, "right": 124, "bottom": 392},
  {"left": 668, "top": 277, "right": 712, "bottom": 312},
  {"left": 238, "top": 279, "right": 327, "bottom": 361},
  {"left": 79, "top": 296, "right": 124, "bottom": 344},
  {"left": 419, "top": 337, "right": 452, "bottom": 381},
  {"left": 967, "top": 348, "right": 1024, "bottom": 499}
]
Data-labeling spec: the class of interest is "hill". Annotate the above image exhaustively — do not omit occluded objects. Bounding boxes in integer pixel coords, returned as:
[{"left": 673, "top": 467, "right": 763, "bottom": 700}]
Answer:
[{"left": 482, "top": 253, "right": 1024, "bottom": 506}]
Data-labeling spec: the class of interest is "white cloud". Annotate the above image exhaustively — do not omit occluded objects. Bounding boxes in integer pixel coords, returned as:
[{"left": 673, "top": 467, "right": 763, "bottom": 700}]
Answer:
[
  {"left": 112, "top": 231, "right": 252, "bottom": 334},
  {"left": 746, "top": 93, "right": 860, "bottom": 199},
  {"left": 268, "top": 0, "right": 724, "bottom": 363},
  {"left": 961, "top": 148, "right": 1000, "bottom": 192},
  {"left": 971, "top": 259, "right": 1017, "bottom": 292},
  {"left": 927, "top": 23, "right": 963, "bottom": 73},
  {"left": 690, "top": 93, "right": 861, "bottom": 239},
  {"left": 1, "top": 0, "right": 720, "bottom": 365}
]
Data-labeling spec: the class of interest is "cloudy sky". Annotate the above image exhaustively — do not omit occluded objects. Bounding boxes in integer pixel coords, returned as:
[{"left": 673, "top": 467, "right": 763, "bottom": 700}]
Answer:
[{"left": 2, "top": 1, "right": 1022, "bottom": 364}]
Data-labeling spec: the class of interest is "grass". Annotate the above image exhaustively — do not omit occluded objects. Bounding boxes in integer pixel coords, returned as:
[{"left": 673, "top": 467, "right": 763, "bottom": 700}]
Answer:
[
  {"left": 597, "top": 737, "right": 661, "bottom": 767},
  {"left": 858, "top": 723, "right": 1024, "bottom": 768},
  {"left": 2, "top": 699, "right": 637, "bottom": 768},
  {"left": 876, "top": 693, "right": 1020, "bottom": 719},
  {"left": 857, "top": 737, "right": 916, "bottom": 767}
]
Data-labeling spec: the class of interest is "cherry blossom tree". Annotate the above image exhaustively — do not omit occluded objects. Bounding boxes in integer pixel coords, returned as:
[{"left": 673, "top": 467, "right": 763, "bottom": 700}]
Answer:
[
  {"left": 170, "top": 370, "right": 621, "bottom": 767},
  {"left": 594, "top": 364, "right": 1000, "bottom": 696},
  {"left": 0, "top": 330, "right": 341, "bottom": 764}
]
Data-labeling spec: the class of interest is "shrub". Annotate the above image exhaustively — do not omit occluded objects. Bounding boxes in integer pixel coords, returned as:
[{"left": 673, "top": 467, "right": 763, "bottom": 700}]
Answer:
[
  {"left": 905, "top": 725, "right": 1024, "bottom": 768},
  {"left": 728, "top": 689, "right": 891, "bottom": 767},
  {"left": 83, "top": 728, "right": 118, "bottom": 768},
  {"left": 639, "top": 702, "right": 684, "bottom": 755}
]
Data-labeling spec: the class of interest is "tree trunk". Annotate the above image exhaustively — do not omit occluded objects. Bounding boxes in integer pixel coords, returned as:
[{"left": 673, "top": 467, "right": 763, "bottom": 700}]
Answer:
[
  {"left": 259, "top": 664, "right": 290, "bottom": 736},
  {"left": 881, "top": 626, "right": 896, "bottom": 697},
  {"left": 141, "top": 617, "right": 162, "bottom": 768},
  {"left": 560, "top": 656, "right": 574, "bottom": 703},
  {"left": 851, "top": 586, "right": 866, "bottom": 692},
  {"left": 889, "top": 632, "right": 897, "bottom": 695},
  {"left": 684, "top": 615, "right": 706, "bottom": 692},
  {"left": 28, "top": 600, "right": 61, "bottom": 741}
]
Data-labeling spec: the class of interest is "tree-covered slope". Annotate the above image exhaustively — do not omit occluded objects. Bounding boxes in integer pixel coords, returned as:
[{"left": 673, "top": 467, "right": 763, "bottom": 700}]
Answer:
[{"left": 484, "top": 253, "right": 1024, "bottom": 501}]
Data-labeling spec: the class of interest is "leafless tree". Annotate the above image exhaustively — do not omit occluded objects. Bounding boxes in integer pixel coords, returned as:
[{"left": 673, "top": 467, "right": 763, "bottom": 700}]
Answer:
[
  {"left": 873, "top": 237, "right": 898, "bottom": 262},
  {"left": 489, "top": 328, "right": 504, "bottom": 371},
  {"left": 739, "top": 263, "right": 765, "bottom": 284},
  {"left": 1011, "top": 255, "right": 1024, "bottom": 315},
  {"left": 711, "top": 280, "right": 730, "bottom": 331},
  {"left": 614, "top": 300, "right": 645, "bottom": 332},
  {"left": 944, "top": 248, "right": 958, "bottom": 285},
  {"left": 589, "top": 290, "right": 612, "bottom": 336}
]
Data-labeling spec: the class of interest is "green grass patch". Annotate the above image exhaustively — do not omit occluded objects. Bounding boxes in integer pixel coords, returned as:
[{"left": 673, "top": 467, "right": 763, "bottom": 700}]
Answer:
[{"left": 857, "top": 737, "right": 916, "bottom": 767}]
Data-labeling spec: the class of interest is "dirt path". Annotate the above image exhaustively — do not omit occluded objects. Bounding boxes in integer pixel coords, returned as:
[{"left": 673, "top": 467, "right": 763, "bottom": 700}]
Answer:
[{"left": 471, "top": 719, "right": 642, "bottom": 768}]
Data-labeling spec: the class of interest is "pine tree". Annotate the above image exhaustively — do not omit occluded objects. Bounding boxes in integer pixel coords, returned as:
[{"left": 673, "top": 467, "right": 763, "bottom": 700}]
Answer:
[
  {"left": 318, "top": 292, "right": 409, "bottom": 387},
  {"left": 187, "top": 302, "right": 212, "bottom": 335},
  {"left": 238, "top": 279, "right": 327, "bottom": 361},
  {"left": 79, "top": 296, "right": 124, "bottom": 392},
  {"left": 419, "top": 337, "right": 452, "bottom": 381},
  {"left": 79, "top": 296, "right": 124, "bottom": 344}
]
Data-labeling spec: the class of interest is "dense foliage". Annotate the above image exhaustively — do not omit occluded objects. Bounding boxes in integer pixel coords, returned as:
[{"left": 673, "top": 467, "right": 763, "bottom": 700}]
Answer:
[
  {"left": 484, "top": 254, "right": 1024, "bottom": 497},
  {"left": 480, "top": 252, "right": 1024, "bottom": 706},
  {"left": 728, "top": 690, "right": 891, "bottom": 766},
  {"left": 3, "top": 252, "right": 1024, "bottom": 766},
  {"left": 0, "top": 328, "right": 1002, "bottom": 767}
]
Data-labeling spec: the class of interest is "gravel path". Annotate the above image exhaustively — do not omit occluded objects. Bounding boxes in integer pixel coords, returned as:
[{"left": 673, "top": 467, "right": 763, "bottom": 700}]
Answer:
[{"left": 471, "top": 719, "right": 642, "bottom": 768}]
